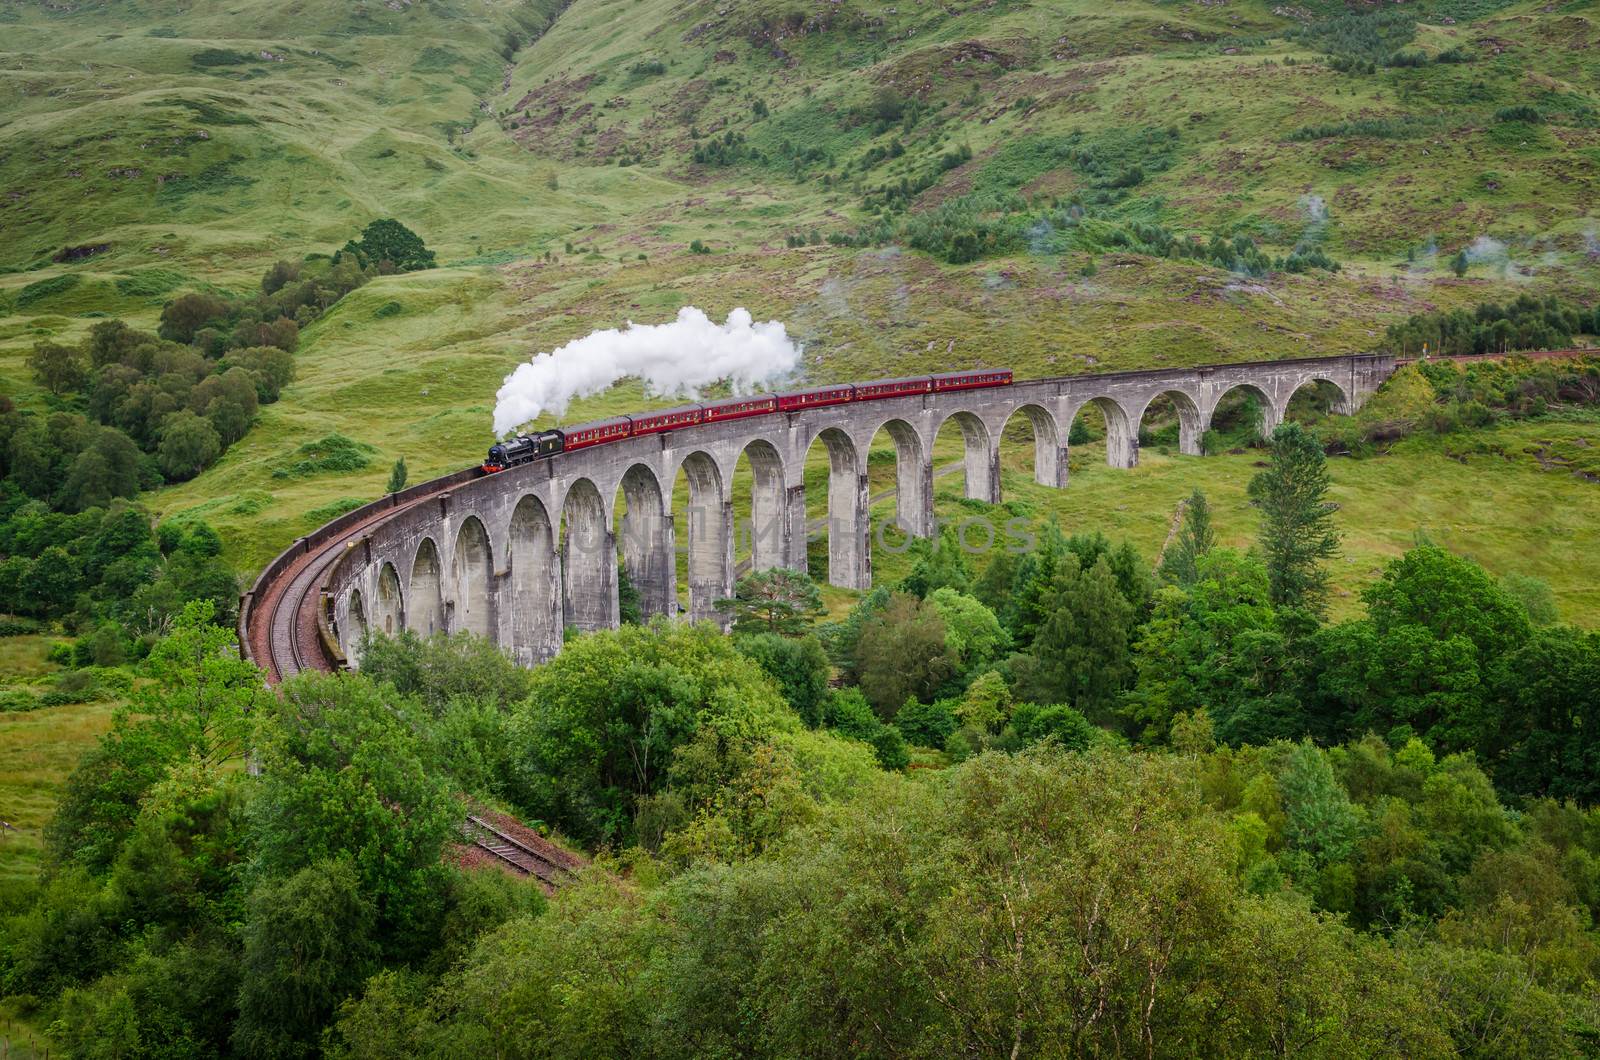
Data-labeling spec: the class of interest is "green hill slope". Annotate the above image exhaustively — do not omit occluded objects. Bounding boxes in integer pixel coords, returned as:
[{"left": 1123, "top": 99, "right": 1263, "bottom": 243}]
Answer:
[{"left": 1, "top": 0, "right": 1597, "bottom": 614}]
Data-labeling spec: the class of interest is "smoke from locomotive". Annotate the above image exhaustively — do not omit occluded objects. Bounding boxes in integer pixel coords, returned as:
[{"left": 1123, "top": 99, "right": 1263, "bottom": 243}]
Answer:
[{"left": 492, "top": 306, "right": 802, "bottom": 436}]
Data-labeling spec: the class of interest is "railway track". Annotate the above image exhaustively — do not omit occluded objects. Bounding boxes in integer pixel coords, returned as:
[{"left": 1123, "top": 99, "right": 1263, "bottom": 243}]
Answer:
[
  {"left": 462, "top": 814, "right": 581, "bottom": 889},
  {"left": 248, "top": 483, "right": 459, "bottom": 684}
]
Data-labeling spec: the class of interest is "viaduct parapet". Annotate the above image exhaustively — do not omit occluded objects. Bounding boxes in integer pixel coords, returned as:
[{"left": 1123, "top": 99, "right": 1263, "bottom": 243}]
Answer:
[{"left": 242, "top": 353, "right": 1394, "bottom": 678}]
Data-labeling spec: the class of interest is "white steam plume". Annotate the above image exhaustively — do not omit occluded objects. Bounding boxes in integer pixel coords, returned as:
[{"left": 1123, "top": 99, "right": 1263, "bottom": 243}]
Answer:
[{"left": 493, "top": 307, "right": 802, "bottom": 436}]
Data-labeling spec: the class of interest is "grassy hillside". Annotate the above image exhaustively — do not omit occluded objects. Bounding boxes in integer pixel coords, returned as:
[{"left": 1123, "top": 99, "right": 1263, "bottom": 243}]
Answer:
[{"left": 1, "top": 0, "right": 1597, "bottom": 606}]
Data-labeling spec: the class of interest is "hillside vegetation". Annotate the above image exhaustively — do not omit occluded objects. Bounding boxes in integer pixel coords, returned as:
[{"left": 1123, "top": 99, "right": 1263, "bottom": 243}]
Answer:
[
  {"left": 2, "top": 0, "right": 1597, "bottom": 616},
  {"left": 4, "top": 1, "right": 1600, "bottom": 1054}
]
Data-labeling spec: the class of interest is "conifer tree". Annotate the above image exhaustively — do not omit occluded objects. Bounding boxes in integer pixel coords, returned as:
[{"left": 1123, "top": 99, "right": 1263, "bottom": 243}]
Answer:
[
  {"left": 1248, "top": 423, "right": 1340, "bottom": 615},
  {"left": 1159, "top": 489, "right": 1216, "bottom": 587}
]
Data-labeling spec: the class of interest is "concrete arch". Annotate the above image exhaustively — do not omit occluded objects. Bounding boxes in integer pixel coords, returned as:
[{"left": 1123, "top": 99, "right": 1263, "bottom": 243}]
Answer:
[
  {"left": 1083, "top": 396, "right": 1139, "bottom": 468},
  {"left": 1205, "top": 382, "right": 1280, "bottom": 440},
  {"left": 452, "top": 515, "right": 494, "bottom": 640},
  {"left": 868, "top": 417, "right": 932, "bottom": 538},
  {"left": 1285, "top": 375, "right": 1354, "bottom": 417},
  {"left": 509, "top": 494, "right": 562, "bottom": 664},
  {"left": 560, "top": 477, "right": 617, "bottom": 633},
  {"left": 344, "top": 588, "right": 368, "bottom": 664},
  {"left": 374, "top": 561, "right": 403, "bottom": 637},
  {"left": 1135, "top": 389, "right": 1204, "bottom": 456},
  {"left": 933, "top": 409, "right": 1001, "bottom": 503},
  {"left": 617, "top": 463, "right": 674, "bottom": 620},
  {"left": 737, "top": 438, "right": 789, "bottom": 572},
  {"left": 676, "top": 450, "right": 732, "bottom": 624},
  {"left": 408, "top": 538, "right": 443, "bottom": 637},
  {"left": 1001, "top": 402, "right": 1067, "bottom": 487}
]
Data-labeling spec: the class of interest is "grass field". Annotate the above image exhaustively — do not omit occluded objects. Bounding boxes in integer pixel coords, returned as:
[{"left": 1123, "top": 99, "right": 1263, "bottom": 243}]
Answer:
[{"left": 0, "top": 635, "right": 118, "bottom": 884}]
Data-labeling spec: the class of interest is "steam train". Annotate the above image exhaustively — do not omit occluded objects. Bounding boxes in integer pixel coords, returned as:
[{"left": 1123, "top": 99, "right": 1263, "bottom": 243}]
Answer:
[{"left": 483, "top": 369, "right": 1013, "bottom": 473}]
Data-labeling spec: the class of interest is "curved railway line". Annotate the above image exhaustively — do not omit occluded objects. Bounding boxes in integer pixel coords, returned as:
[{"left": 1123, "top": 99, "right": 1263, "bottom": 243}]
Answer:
[{"left": 242, "top": 348, "right": 1596, "bottom": 682}]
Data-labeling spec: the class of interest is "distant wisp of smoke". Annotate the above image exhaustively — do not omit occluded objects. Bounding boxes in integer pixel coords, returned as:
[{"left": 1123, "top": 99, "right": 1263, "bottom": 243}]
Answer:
[
  {"left": 1463, "top": 235, "right": 1531, "bottom": 281},
  {"left": 1300, "top": 194, "right": 1328, "bottom": 224},
  {"left": 492, "top": 307, "right": 802, "bottom": 436}
]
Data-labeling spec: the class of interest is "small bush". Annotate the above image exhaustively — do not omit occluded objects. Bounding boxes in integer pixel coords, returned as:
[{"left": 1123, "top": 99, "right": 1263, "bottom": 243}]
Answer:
[
  {"left": 896, "top": 698, "right": 959, "bottom": 748},
  {"left": 272, "top": 434, "right": 375, "bottom": 479},
  {"left": 16, "top": 274, "right": 83, "bottom": 309},
  {"left": 0, "top": 690, "right": 39, "bottom": 713},
  {"left": 1494, "top": 105, "right": 1543, "bottom": 124},
  {"left": 191, "top": 48, "right": 253, "bottom": 68}
]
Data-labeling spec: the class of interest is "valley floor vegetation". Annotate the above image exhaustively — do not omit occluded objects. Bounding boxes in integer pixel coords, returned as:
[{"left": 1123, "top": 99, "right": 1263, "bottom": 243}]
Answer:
[{"left": 2, "top": 420, "right": 1598, "bottom": 1057}]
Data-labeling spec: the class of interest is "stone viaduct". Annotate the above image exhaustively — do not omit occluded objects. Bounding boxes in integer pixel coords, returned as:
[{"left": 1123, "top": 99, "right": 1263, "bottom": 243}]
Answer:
[{"left": 315, "top": 354, "right": 1393, "bottom": 668}]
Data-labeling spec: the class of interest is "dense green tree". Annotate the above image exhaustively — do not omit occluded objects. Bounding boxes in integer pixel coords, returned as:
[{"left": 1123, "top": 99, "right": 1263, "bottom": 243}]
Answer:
[
  {"left": 926, "top": 586, "right": 1008, "bottom": 678},
  {"left": 356, "top": 631, "right": 532, "bottom": 715},
  {"left": 223, "top": 345, "right": 295, "bottom": 403},
  {"left": 28, "top": 339, "right": 87, "bottom": 395},
  {"left": 156, "top": 409, "right": 221, "bottom": 480},
  {"left": 1494, "top": 627, "right": 1600, "bottom": 802},
  {"left": 852, "top": 592, "right": 958, "bottom": 716},
  {"left": 233, "top": 859, "right": 380, "bottom": 1060},
  {"left": 898, "top": 524, "right": 972, "bottom": 597},
  {"left": 191, "top": 366, "right": 260, "bottom": 446},
  {"left": 1249, "top": 422, "right": 1340, "bottom": 615},
  {"left": 137, "top": 599, "right": 266, "bottom": 765},
  {"left": 158, "top": 292, "right": 234, "bottom": 344},
  {"left": 61, "top": 427, "right": 144, "bottom": 511},
  {"left": 1011, "top": 554, "right": 1134, "bottom": 718},
  {"left": 895, "top": 697, "right": 959, "bottom": 748},
  {"left": 821, "top": 687, "right": 909, "bottom": 769},
  {"left": 1314, "top": 548, "right": 1534, "bottom": 757},
  {"left": 1499, "top": 572, "right": 1558, "bottom": 627},
  {"left": 828, "top": 584, "right": 889, "bottom": 671},
  {"left": 971, "top": 549, "right": 1018, "bottom": 623},
  {"left": 717, "top": 568, "right": 824, "bottom": 635},
  {"left": 340, "top": 219, "right": 436, "bottom": 273},
  {"left": 956, "top": 669, "right": 1013, "bottom": 732},
  {"left": 386, "top": 456, "right": 408, "bottom": 493},
  {"left": 1126, "top": 550, "right": 1300, "bottom": 747},
  {"left": 86, "top": 319, "right": 155, "bottom": 369},
  {"left": 508, "top": 622, "right": 798, "bottom": 844},
  {"left": 251, "top": 672, "right": 458, "bottom": 958},
  {"left": 1007, "top": 701, "right": 1097, "bottom": 751},
  {"left": 1365, "top": 545, "right": 1531, "bottom": 658},
  {"left": 735, "top": 632, "right": 831, "bottom": 728}
]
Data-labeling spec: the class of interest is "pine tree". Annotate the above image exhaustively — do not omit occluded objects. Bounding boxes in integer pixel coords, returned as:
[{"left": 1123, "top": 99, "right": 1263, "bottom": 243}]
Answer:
[
  {"left": 716, "top": 568, "right": 824, "bottom": 636},
  {"left": 1013, "top": 554, "right": 1134, "bottom": 717},
  {"left": 1248, "top": 423, "right": 1340, "bottom": 615},
  {"left": 386, "top": 458, "right": 408, "bottom": 494},
  {"left": 1159, "top": 489, "right": 1216, "bottom": 586}
]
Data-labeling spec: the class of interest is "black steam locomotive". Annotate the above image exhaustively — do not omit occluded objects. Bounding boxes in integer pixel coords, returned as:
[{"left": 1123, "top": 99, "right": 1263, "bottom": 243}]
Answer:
[{"left": 483, "top": 429, "right": 564, "bottom": 472}]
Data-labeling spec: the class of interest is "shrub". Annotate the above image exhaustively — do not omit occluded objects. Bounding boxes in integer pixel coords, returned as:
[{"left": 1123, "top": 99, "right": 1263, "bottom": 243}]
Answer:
[
  {"left": 16, "top": 274, "right": 83, "bottom": 309},
  {"left": 824, "top": 688, "right": 910, "bottom": 771},
  {"left": 896, "top": 698, "right": 959, "bottom": 748},
  {"left": 1495, "top": 105, "right": 1544, "bottom": 124},
  {"left": 0, "top": 689, "right": 39, "bottom": 712}
]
